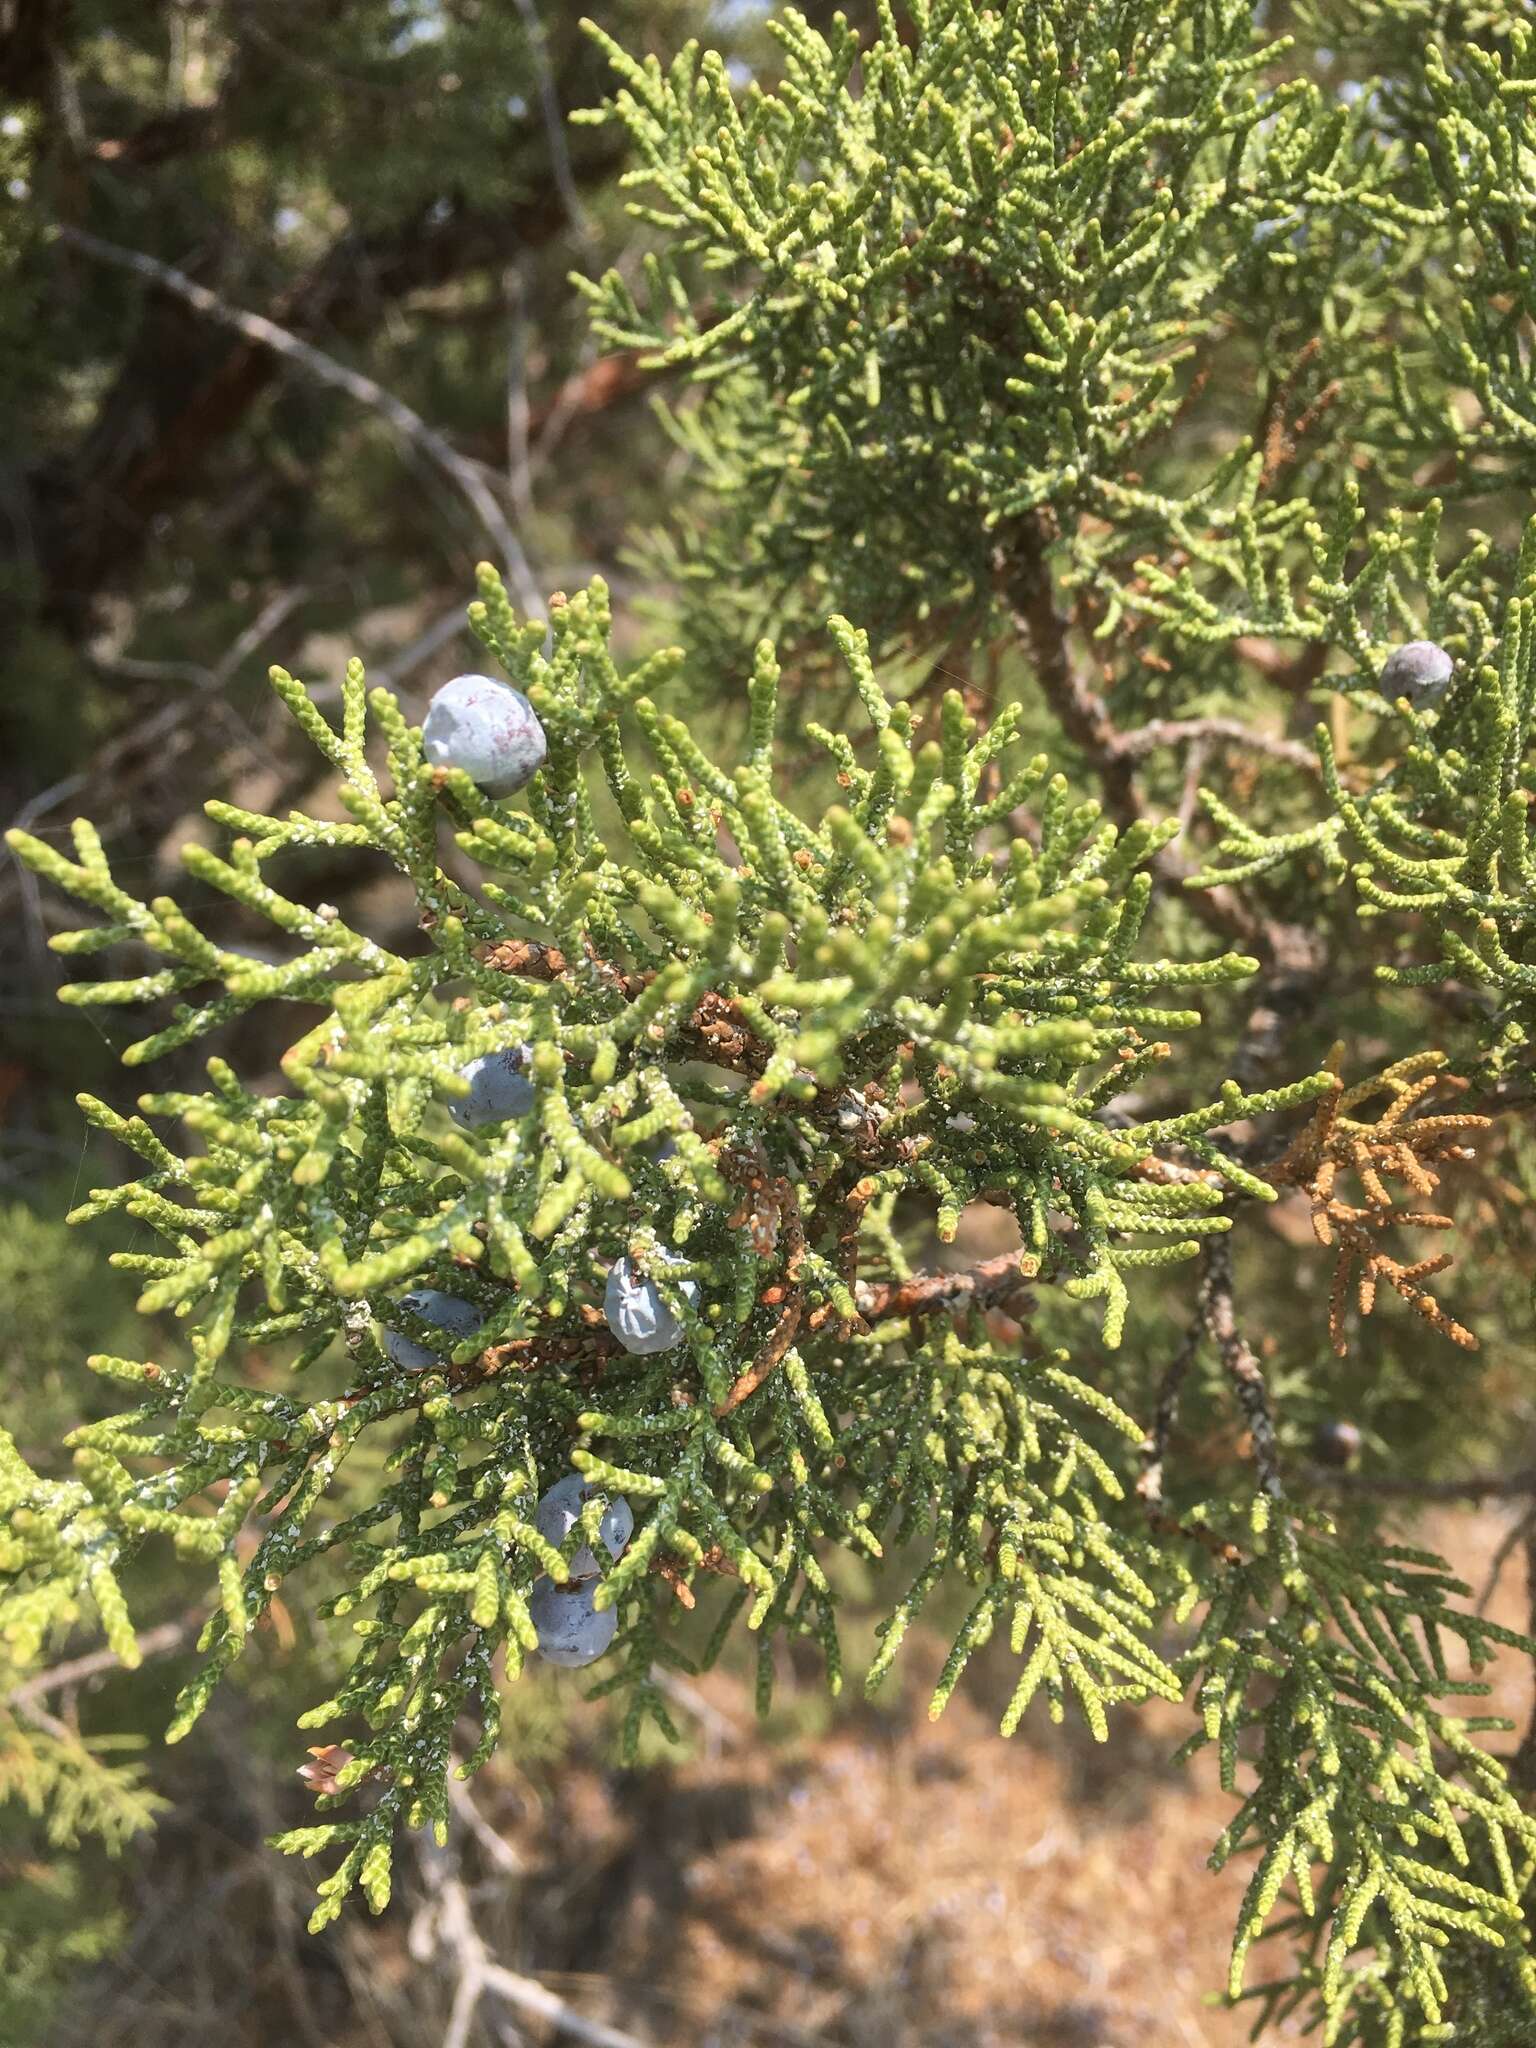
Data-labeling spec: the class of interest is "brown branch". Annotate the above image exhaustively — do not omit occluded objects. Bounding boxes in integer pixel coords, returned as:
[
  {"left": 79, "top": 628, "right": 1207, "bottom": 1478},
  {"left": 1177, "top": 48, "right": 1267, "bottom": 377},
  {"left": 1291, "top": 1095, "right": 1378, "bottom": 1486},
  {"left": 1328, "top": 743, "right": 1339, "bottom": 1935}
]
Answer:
[
  {"left": 1309, "top": 1467, "right": 1536, "bottom": 1504},
  {"left": 994, "top": 514, "right": 1273, "bottom": 951},
  {"left": 716, "top": 1292, "right": 803, "bottom": 1415},
  {"left": 717, "top": 1170, "right": 807, "bottom": 1414},
  {"left": 998, "top": 515, "right": 1141, "bottom": 825},
  {"left": 855, "top": 1249, "right": 1036, "bottom": 1324},
  {"left": 993, "top": 512, "right": 1349, "bottom": 1069},
  {"left": 1198, "top": 1235, "right": 1286, "bottom": 1506},
  {"left": 469, "top": 1330, "right": 618, "bottom": 1380},
  {"left": 1137, "top": 1311, "right": 1205, "bottom": 1512}
]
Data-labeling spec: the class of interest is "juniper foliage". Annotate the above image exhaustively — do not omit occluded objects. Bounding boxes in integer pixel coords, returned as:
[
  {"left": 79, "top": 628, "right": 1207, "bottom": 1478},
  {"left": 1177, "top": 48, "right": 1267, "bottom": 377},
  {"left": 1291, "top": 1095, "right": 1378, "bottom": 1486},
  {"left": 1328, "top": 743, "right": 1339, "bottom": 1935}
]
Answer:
[{"left": 5, "top": 4, "right": 1536, "bottom": 2045}]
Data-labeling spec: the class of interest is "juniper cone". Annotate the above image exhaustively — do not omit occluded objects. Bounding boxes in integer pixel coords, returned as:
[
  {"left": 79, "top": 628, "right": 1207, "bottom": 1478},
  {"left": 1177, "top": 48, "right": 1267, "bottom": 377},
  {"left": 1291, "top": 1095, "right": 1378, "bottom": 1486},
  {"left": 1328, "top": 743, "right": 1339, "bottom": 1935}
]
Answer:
[
  {"left": 529, "top": 1575, "right": 619, "bottom": 1669},
  {"left": 377, "top": 1290, "right": 483, "bottom": 1371},
  {"left": 1311, "top": 1419, "right": 1364, "bottom": 1468},
  {"left": 450, "top": 1046, "right": 536, "bottom": 1129},
  {"left": 421, "top": 673, "right": 547, "bottom": 795},
  {"left": 533, "top": 1473, "right": 634, "bottom": 1579},
  {"left": 603, "top": 1253, "right": 699, "bottom": 1357},
  {"left": 1378, "top": 639, "right": 1455, "bottom": 708}
]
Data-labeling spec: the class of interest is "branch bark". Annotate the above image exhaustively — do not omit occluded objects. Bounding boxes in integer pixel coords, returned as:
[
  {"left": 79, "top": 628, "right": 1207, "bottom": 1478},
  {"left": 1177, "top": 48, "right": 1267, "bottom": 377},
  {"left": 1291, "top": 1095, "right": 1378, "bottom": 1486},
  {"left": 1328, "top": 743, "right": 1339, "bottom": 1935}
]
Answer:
[{"left": 855, "top": 1249, "right": 1037, "bottom": 1324}]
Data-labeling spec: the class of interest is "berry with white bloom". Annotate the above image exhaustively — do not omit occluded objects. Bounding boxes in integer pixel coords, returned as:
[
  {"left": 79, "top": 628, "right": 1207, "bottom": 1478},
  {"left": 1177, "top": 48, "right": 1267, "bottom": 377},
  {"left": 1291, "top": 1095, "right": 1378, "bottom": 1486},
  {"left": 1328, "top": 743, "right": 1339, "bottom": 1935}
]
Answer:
[
  {"left": 603, "top": 1251, "right": 699, "bottom": 1356},
  {"left": 450, "top": 1045, "right": 535, "bottom": 1128},
  {"left": 377, "top": 1289, "right": 482, "bottom": 1370},
  {"left": 1378, "top": 640, "right": 1454, "bottom": 710},
  {"left": 1311, "top": 1418, "right": 1363, "bottom": 1469},
  {"left": 534, "top": 1473, "right": 633, "bottom": 1579},
  {"left": 530, "top": 1575, "right": 618, "bottom": 1668},
  {"left": 422, "top": 673, "right": 547, "bottom": 796}
]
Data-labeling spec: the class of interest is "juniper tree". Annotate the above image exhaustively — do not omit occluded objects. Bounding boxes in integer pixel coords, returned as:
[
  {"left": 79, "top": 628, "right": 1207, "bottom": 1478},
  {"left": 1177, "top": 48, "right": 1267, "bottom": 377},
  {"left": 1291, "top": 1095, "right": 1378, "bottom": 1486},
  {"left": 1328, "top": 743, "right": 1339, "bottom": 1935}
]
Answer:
[{"left": 6, "top": 5, "right": 1536, "bottom": 2046}]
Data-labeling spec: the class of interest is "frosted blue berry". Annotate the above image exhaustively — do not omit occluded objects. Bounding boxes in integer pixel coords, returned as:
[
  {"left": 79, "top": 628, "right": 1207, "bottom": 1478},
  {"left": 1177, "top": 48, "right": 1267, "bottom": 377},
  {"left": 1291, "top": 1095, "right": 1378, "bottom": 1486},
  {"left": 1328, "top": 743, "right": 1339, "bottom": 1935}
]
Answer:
[
  {"left": 377, "top": 1289, "right": 482, "bottom": 1371},
  {"left": 603, "top": 1252, "right": 699, "bottom": 1356},
  {"left": 422, "top": 673, "right": 548, "bottom": 796},
  {"left": 534, "top": 1472, "right": 634, "bottom": 1579},
  {"left": 1379, "top": 640, "right": 1453, "bottom": 709},
  {"left": 1312, "top": 1418, "right": 1363, "bottom": 1468},
  {"left": 530, "top": 1575, "right": 618, "bottom": 1668},
  {"left": 451, "top": 1046, "right": 535, "bottom": 1128},
  {"left": 1251, "top": 215, "right": 1304, "bottom": 250}
]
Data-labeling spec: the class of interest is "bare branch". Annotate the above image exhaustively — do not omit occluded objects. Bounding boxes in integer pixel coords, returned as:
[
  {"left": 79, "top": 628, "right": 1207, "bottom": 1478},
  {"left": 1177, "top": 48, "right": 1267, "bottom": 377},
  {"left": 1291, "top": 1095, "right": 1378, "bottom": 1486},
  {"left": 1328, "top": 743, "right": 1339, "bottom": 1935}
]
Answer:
[
  {"left": 56, "top": 225, "right": 543, "bottom": 619},
  {"left": 1199, "top": 1235, "right": 1286, "bottom": 1508},
  {"left": 505, "top": 263, "right": 536, "bottom": 528},
  {"left": 3, "top": 1611, "right": 198, "bottom": 1713},
  {"left": 994, "top": 516, "right": 1264, "bottom": 949},
  {"left": 511, "top": 0, "right": 596, "bottom": 261},
  {"left": 413, "top": 1823, "right": 645, "bottom": 2048},
  {"left": 1113, "top": 716, "right": 1321, "bottom": 773}
]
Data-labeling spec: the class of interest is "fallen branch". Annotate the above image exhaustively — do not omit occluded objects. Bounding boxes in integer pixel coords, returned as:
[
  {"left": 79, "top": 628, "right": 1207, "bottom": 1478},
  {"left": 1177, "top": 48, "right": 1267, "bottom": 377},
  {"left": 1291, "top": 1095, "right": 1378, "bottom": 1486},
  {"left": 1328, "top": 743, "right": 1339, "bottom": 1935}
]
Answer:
[{"left": 413, "top": 1823, "right": 645, "bottom": 2048}]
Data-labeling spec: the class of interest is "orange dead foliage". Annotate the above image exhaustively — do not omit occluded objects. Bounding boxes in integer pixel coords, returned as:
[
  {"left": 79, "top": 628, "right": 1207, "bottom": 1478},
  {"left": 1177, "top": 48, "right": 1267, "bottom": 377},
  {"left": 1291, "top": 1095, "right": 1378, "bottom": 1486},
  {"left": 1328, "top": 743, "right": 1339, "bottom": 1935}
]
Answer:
[{"left": 1265, "top": 1046, "right": 1490, "bottom": 1357}]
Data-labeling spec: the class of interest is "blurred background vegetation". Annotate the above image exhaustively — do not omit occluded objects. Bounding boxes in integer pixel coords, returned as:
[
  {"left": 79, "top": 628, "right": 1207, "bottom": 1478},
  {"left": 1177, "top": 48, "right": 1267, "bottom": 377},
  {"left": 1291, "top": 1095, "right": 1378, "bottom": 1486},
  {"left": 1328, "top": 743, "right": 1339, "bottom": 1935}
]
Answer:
[{"left": 2, "top": 3, "right": 1533, "bottom": 2043}]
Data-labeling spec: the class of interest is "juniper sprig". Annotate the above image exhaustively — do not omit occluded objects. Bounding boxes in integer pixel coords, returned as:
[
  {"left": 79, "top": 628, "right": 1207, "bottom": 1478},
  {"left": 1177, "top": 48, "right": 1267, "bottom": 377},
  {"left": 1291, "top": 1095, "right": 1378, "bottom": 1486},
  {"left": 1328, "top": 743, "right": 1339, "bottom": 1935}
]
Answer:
[
  {"left": 1, "top": 573, "right": 1318, "bottom": 1887},
  {"left": 3, "top": 569, "right": 1531, "bottom": 2046},
  {"left": 6, "top": 2, "right": 1536, "bottom": 2041}
]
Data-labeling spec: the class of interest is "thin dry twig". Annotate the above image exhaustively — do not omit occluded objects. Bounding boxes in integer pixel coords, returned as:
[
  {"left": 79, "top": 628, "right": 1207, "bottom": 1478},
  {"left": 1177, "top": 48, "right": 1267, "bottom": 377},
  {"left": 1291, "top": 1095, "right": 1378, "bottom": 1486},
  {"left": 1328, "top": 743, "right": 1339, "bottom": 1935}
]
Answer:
[
  {"left": 2, "top": 1610, "right": 199, "bottom": 1712},
  {"left": 718, "top": 1168, "right": 807, "bottom": 1414},
  {"left": 57, "top": 224, "right": 543, "bottom": 618},
  {"left": 413, "top": 1823, "right": 645, "bottom": 2048},
  {"left": 510, "top": 0, "right": 596, "bottom": 259},
  {"left": 1113, "top": 716, "right": 1321, "bottom": 773}
]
